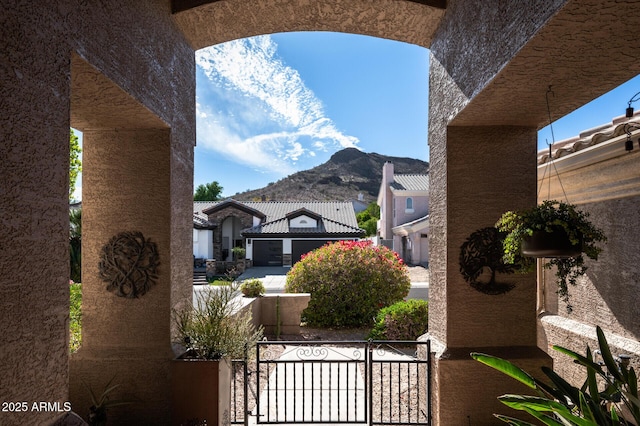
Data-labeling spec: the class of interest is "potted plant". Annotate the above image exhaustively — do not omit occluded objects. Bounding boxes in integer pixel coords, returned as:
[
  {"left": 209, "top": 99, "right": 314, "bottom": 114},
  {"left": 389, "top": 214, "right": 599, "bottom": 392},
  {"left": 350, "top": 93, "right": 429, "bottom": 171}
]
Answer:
[
  {"left": 171, "top": 282, "right": 263, "bottom": 426},
  {"left": 231, "top": 247, "right": 246, "bottom": 273},
  {"left": 231, "top": 246, "right": 245, "bottom": 260},
  {"left": 495, "top": 200, "right": 606, "bottom": 310}
]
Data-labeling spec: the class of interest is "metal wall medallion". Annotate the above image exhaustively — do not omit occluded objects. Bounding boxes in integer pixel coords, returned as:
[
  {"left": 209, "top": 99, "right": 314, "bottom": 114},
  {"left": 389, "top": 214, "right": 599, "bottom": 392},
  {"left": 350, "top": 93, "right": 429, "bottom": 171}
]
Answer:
[
  {"left": 98, "top": 231, "right": 160, "bottom": 298},
  {"left": 459, "top": 227, "right": 516, "bottom": 295}
]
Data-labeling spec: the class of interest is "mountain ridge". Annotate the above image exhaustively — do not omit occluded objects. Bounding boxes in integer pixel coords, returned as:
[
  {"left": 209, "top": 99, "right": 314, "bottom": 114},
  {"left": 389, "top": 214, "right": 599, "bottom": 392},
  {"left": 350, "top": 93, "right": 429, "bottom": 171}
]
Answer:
[{"left": 231, "top": 147, "right": 429, "bottom": 203}]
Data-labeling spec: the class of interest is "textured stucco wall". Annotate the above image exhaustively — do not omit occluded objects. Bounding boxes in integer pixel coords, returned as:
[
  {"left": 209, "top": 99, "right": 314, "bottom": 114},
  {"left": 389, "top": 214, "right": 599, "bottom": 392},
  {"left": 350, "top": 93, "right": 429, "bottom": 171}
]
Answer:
[
  {"left": 1, "top": 2, "right": 72, "bottom": 423},
  {"left": 1, "top": 1, "right": 194, "bottom": 425},
  {"left": 70, "top": 129, "right": 176, "bottom": 425},
  {"left": 539, "top": 196, "right": 640, "bottom": 388},
  {"left": 173, "top": 0, "right": 445, "bottom": 49},
  {"left": 427, "top": 0, "right": 565, "bottom": 346},
  {"left": 427, "top": 1, "right": 640, "bottom": 422},
  {"left": 426, "top": 1, "right": 567, "bottom": 423},
  {"left": 4, "top": 0, "right": 640, "bottom": 424}
]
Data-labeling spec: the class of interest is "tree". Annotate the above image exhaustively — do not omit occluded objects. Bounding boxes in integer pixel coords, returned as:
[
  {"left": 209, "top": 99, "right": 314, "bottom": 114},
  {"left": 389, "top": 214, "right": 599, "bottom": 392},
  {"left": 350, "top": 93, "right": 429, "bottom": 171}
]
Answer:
[
  {"left": 194, "top": 181, "right": 223, "bottom": 201},
  {"left": 356, "top": 202, "right": 380, "bottom": 236},
  {"left": 69, "top": 208, "right": 82, "bottom": 283},
  {"left": 69, "top": 129, "right": 82, "bottom": 201}
]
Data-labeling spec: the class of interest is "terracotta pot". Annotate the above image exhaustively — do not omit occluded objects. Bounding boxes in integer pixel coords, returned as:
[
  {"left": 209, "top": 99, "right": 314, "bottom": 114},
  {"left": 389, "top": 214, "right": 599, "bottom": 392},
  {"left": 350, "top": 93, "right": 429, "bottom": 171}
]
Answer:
[
  {"left": 171, "top": 358, "right": 231, "bottom": 426},
  {"left": 521, "top": 227, "right": 582, "bottom": 258}
]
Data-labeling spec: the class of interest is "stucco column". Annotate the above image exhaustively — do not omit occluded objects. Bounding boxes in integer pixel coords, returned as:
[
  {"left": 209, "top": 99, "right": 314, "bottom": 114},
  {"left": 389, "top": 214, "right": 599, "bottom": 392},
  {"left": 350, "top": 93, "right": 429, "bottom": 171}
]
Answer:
[
  {"left": 427, "top": 124, "right": 552, "bottom": 424},
  {"left": 69, "top": 129, "right": 175, "bottom": 424},
  {"left": 0, "top": 54, "right": 70, "bottom": 426}
]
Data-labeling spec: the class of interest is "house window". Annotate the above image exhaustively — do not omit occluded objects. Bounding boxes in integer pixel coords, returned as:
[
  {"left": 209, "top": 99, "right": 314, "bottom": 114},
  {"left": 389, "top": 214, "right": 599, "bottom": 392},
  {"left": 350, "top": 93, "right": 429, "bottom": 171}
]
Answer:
[{"left": 405, "top": 197, "right": 414, "bottom": 213}]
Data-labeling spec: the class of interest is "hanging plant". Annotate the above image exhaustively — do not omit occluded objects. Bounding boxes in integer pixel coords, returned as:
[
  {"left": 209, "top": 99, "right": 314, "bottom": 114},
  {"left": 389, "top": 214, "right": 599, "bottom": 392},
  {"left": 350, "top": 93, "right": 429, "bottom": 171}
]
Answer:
[{"left": 495, "top": 200, "right": 606, "bottom": 311}]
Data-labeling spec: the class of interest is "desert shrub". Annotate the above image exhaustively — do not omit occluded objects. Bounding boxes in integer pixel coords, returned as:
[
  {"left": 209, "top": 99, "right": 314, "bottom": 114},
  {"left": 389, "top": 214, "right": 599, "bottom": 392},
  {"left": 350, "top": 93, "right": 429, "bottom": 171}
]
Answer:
[
  {"left": 368, "top": 299, "right": 428, "bottom": 340},
  {"left": 285, "top": 240, "right": 410, "bottom": 327},
  {"left": 173, "top": 283, "right": 263, "bottom": 360},
  {"left": 70, "top": 282, "right": 82, "bottom": 353},
  {"left": 240, "top": 278, "right": 265, "bottom": 297}
]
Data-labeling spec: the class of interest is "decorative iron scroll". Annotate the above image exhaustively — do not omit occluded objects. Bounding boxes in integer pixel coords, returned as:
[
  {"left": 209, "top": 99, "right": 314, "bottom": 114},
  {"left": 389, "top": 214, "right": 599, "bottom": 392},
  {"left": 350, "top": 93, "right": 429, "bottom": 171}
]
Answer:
[
  {"left": 98, "top": 231, "right": 160, "bottom": 298},
  {"left": 292, "top": 345, "right": 364, "bottom": 362},
  {"left": 459, "top": 226, "right": 516, "bottom": 295}
]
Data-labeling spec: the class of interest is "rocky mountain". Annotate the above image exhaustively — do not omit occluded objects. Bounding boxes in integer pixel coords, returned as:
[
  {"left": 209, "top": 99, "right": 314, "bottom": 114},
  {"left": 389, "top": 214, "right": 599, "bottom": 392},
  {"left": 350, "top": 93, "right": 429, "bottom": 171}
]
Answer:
[{"left": 231, "top": 148, "right": 429, "bottom": 203}]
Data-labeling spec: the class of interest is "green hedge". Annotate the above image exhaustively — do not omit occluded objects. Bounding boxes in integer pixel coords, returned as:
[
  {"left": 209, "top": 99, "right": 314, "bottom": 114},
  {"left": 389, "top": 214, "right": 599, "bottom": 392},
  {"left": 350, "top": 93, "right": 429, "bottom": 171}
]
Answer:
[{"left": 368, "top": 299, "right": 428, "bottom": 340}]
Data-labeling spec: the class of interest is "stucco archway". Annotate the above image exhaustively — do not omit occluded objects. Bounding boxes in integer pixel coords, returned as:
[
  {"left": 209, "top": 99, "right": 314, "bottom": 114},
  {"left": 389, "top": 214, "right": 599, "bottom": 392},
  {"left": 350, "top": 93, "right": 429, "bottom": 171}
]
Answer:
[{"left": 2, "top": 1, "right": 640, "bottom": 425}]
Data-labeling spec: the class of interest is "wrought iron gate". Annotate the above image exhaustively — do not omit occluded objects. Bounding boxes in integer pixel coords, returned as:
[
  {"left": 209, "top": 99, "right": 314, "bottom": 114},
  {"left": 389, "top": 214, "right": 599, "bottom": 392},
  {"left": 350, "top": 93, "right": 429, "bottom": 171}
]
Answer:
[{"left": 232, "top": 340, "right": 431, "bottom": 425}]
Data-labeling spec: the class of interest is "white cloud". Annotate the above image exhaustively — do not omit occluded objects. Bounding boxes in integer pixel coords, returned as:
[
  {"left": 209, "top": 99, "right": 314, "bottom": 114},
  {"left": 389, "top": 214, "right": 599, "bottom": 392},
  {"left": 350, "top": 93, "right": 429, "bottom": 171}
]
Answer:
[{"left": 195, "top": 35, "right": 359, "bottom": 174}]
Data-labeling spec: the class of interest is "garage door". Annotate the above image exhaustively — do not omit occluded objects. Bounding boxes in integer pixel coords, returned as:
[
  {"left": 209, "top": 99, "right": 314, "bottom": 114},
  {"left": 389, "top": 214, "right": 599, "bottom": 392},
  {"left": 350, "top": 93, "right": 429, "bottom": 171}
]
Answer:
[
  {"left": 253, "top": 240, "right": 283, "bottom": 266},
  {"left": 292, "top": 240, "right": 334, "bottom": 265}
]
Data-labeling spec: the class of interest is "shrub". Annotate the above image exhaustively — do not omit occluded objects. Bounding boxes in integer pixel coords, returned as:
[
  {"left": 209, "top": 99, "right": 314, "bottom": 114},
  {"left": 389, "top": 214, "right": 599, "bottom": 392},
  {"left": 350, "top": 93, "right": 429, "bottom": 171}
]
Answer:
[
  {"left": 70, "top": 282, "right": 82, "bottom": 353},
  {"left": 240, "top": 278, "right": 265, "bottom": 297},
  {"left": 173, "top": 282, "right": 263, "bottom": 360},
  {"left": 232, "top": 247, "right": 246, "bottom": 259},
  {"left": 368, "top": 299, "right": 428, "bottom": 340},
  {"left": 285, "top": 240, "right": 410, "bottom": 327}
]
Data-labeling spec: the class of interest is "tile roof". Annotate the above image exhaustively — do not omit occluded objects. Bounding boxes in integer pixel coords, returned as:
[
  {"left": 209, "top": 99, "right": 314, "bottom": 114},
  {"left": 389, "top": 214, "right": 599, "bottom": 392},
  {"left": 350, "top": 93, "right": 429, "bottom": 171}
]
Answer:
[
  {"left": 390, "top": 174, "right": 429, "bottom": 192},
  {"left": 193, "top": 214, "right": 215, "bottom": 229},
  {"left": 537, "top": 112, "right": 640, "bottom": 165},
  {"left": 194, "top": 200, "right": 364, "bottom": 236}
]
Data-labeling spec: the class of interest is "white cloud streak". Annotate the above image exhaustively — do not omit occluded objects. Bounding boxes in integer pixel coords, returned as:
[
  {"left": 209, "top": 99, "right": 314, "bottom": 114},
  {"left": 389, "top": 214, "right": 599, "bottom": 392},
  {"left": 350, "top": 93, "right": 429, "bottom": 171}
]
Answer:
[{"left": 195, "top": 35, "right": 359, "bottom": 174}]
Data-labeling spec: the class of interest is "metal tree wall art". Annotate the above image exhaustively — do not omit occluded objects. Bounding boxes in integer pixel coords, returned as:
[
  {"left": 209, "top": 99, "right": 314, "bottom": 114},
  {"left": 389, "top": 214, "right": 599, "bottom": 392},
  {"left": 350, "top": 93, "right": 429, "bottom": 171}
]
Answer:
[
  {"left": 459, "top": 227, "right": 518, "bottom": 295},
  {"left": 98, "top": 231, "right": 160, "bottom": 298}
]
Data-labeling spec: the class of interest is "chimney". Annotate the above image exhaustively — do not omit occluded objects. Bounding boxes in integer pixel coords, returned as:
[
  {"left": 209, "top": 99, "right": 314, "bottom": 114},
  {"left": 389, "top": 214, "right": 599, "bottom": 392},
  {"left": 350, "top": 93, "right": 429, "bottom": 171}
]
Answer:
[{"left": 382, "top": 161, "right": 394, "bottom": 185}]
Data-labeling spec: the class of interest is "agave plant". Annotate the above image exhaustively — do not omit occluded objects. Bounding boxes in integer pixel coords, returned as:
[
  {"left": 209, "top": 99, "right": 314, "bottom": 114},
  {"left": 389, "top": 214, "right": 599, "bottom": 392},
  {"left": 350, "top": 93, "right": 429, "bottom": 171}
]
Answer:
[
  {"left": 471, "top": 326, "right": 640, "bottom": 425},
  {"left": 84, "top": 376, "right": 133, "bottom": 426}
]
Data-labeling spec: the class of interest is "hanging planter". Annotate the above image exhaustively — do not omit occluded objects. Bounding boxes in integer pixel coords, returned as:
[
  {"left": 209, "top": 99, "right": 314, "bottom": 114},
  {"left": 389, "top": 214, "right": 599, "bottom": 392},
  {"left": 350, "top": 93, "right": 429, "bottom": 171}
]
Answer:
[
  {"left": 495, "top": 200, "right": 606, "bottom": 311},
  {"left": 521, "top": 226, "right": 583, "bottom": 258}
]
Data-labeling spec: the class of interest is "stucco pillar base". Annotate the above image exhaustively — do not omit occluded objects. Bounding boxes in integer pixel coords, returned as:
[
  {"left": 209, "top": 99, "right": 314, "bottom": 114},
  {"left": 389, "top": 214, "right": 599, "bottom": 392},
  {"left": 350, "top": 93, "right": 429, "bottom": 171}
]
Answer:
[
  {"left": 70, "top": 348, "right": 173, "bottom": 425},
  {"left": 429, "top": 336, "right": 552, "bottom": 426}
]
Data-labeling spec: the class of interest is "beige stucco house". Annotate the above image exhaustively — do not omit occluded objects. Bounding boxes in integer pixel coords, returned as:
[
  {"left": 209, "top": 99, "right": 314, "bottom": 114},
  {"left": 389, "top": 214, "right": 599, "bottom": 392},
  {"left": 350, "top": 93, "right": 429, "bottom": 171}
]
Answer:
[{"left": 377, "top": 161, "right": 429, "bottom": 265}]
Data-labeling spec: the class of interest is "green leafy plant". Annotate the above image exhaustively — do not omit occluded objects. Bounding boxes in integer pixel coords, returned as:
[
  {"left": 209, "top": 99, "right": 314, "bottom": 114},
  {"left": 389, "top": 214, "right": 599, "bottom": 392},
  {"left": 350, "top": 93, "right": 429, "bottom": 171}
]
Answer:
[
  {"left": 495, "top": 200, "right": 606, "bottom": 310},
  {"left": 232, "top": 246, "right": 246, "bottom": 260},
  {"left": 471, "top": 326, "right": 640, "bottom": 425},
  {"left": 368, "top": 299, "right": 428, "bottom": 340},
  {"left": 240, "top": 278, "right": 265, "bottom": 297},
  {"left": 173, "top": 282, "right": 263, "bottom": 360},
  {"left": 285, "top": 240, "right": 410, "bottom": 327},
  {"left": 70, "top": 282, "right": 82, "bottom": 353},
  {"left": 84, "top": 376, "right": 133, "bottom": 426}
]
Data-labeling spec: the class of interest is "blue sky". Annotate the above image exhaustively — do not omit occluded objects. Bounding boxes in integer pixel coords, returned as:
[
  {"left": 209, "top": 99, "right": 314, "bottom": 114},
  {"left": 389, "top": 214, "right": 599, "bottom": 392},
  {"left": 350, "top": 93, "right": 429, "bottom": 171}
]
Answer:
[
  {"left": 73, "top": 32, "right": 640, "bottom": 200},
  {"left": 194, "top": 32, "right": 430, "bottom": 197}
]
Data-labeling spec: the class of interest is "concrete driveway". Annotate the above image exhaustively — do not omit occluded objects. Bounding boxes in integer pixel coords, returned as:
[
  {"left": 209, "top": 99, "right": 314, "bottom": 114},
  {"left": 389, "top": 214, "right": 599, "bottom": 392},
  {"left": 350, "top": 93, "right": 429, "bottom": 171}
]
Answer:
[{"left": 236, "top": 266, "right": 428, "bottom": 300}]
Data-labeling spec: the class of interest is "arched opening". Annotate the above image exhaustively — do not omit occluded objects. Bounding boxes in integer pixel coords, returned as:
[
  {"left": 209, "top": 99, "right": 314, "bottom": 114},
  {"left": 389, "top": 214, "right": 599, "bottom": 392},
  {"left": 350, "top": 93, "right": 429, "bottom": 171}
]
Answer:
[
  {"left": 220, "top": 216, "right": 243, "bottom": 261},
  {"left": 68, "top": 53, "right": 177, "bottom": 424},
  {"left": 4, "top": 2, "right": 640, "bottom": 425}
]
